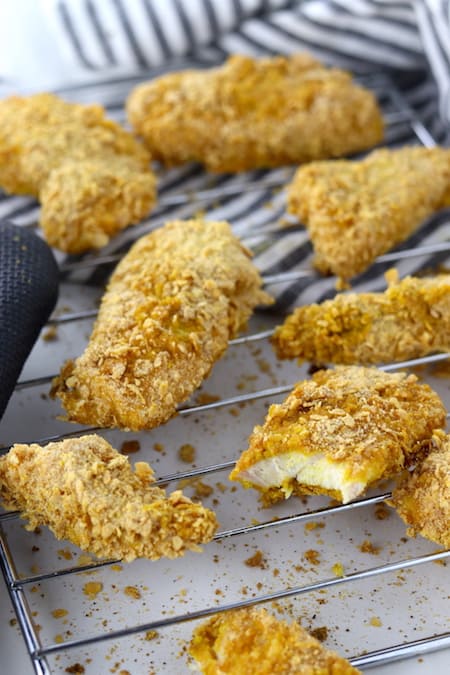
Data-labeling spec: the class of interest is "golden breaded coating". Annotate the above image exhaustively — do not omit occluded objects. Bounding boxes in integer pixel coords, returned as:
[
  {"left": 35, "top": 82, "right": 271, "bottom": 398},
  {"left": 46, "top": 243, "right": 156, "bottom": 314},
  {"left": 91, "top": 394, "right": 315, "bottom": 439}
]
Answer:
[
  {"left": 126, "top": 54, "right": 383, "bottom": 172},
  {"left": 272, "top": 272, "right": 450, "bottom": 366},
  {"left": 230, "top": 366, "right": 446, "bottom": 505},
  {"left": 189, "top": 607, "right": 360, "bottom": 674},
  {"left": 0, "top": 435, "right": 218, "bottom": 562},
  {"left": 287, "top": 146, "right": 450, "bottom": 281},
  {"left": 0, "top": 93, "right": 156, "bottom": 253},
  {"left": 390, "top": 429, "right": 450, "bottom": 548},
  {"left": 51, "top": 219, "right": 272, "bottom": 430}
]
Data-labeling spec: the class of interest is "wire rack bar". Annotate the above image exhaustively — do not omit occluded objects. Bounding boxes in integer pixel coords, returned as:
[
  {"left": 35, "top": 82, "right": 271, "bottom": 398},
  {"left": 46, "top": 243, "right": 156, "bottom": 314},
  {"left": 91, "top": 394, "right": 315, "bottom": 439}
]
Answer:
[
  {"left": 1, "top": 71, "right": 449, "bottom": 675},
  {"left": 27, "top": 549, "right": 449, "bottom": 659}
]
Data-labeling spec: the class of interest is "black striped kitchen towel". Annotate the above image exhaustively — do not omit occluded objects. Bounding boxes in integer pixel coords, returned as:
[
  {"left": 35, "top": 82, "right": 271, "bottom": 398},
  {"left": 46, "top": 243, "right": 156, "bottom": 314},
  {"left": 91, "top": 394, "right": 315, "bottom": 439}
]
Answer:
[{"left": 0, "top": 0, "right": 449, "bottom": 311}]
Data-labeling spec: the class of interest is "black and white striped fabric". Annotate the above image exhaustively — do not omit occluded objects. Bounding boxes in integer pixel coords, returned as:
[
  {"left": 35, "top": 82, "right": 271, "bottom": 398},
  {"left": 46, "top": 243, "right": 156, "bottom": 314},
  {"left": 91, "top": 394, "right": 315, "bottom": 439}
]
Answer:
[{"left": 1, "top": 0, "right": 449, "bottom": 311}]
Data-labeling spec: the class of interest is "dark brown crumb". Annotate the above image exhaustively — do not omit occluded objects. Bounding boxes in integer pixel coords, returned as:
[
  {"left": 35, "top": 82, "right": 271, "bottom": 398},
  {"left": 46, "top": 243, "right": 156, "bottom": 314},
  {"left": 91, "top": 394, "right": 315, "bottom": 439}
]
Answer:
[
  {"left": 65, "top": 665, "right": 85, "bottom": 674},
  {"left": 304, "top": 549, "right": 321, "bottom": 565},
  {"left": 309, "top": 626, "right": 329, "bottom": 642},
  {"left": 120, "top": 439, "right": 140, "bottom": 454},
  {"left": 179, "top": 444, "right": 196, "bottom": 463},
  {"left": 244, "top": 550, "right": 267, "bottom": 569}
]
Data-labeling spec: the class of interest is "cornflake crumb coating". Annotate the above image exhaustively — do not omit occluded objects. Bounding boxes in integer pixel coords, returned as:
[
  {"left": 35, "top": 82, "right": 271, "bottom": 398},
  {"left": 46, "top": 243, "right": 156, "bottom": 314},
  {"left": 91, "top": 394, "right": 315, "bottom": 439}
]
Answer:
[
  {"left": 390, "top": 429, "right": 450, "bottom": 548},
  {"left": 51, "top": 219, "right": 272, "bottom": 430},
  {"left": 0, "top": 435, "right": 218, "bottom": 562},
  {"left": 272, "top": 272, "right": 450, "bottom": 365},
  {"left": 189, "top": 607, "right": 360, "bottom": 674},
  {"left": 287, "top": 146, "right": 450, "bottom": 281},
  {"left": 126, "top": 54, "right": 383, "bottom": 172},
  {"left": 230, "top": 366, "right": 446, "bottom": 504},
  {"left": 0, "top": 93, "right": 156, "bottom": 253}
]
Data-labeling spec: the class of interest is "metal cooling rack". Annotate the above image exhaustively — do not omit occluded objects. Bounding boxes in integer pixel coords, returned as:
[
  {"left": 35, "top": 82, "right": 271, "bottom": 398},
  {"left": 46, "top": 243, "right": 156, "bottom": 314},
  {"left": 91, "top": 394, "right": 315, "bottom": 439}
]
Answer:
[{"left": 1, "top": 73, "right": 450, "bottom": 675}]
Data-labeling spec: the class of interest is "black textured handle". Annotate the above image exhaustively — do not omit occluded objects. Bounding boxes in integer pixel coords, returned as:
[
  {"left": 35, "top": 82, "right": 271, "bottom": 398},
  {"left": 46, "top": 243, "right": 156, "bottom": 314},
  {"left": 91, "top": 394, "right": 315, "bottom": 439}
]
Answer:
[{"left": 0, "top": 222, "right": 59, "bottom": 421}]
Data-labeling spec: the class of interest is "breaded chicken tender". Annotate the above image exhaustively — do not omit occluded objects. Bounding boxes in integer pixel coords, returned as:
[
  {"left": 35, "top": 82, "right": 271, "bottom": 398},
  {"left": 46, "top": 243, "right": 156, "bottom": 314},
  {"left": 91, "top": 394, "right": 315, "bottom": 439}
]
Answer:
[
  {"left": 272, "top": 271, "right": 450, "bottom": 366},
  {"left": 0, "top": 435, "right": 218, "bottom": 562},
  {"left": 390, "top": 429, "right": 450, "bottom": 548},
  {"left": 189, "top": 606, "right": 360, "bottom": 674},
  {"left": 287, "top": 146, "right": 450, "bottom": 281},
  {"left": 51, "top": 219, "right": 272, "bottom": 430},
  {"left": 126, "top": 54, "right": 383, "bottom": 173},
  {"left": 0, "top": 93, "right": 156, "bottom": 253},
  {"left": 230, "top": 366, "right": 446, "bottom": 505}
]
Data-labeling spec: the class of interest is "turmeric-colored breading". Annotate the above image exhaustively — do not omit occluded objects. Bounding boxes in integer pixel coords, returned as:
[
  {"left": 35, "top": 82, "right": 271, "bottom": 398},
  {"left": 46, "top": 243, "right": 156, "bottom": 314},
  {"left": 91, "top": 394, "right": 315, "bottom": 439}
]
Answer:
[
  {"left": 126, "top": 54, "right": 383, "bottom": 173},
  {"left": 230, "top": 366, "right": 446, "bottom": 505},
  {"left": 286, "top": 146, "right": 450, "bottom": 281},
  {"left": 51, "top": 219, "right": 272, "bottom": 430},
  {"left": 0, "top": 435, "right": 218, "bottom": 562},
  {"left": 189, "top": 607, "right": 360, "bottom": 674},
  {"left": 272, "top": 272, "right": 450, "bottom": 366},
  {"left": 390, "top": 429, "right": 450, "bottom": 548},
  {"left": 0, "top": 93, "right": 156, "bottom": 253}
]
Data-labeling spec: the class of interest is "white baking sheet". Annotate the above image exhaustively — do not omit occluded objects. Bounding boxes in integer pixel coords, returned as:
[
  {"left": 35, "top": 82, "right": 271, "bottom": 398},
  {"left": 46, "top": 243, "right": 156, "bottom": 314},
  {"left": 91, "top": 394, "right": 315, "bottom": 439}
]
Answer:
[{"left": 0, "top": 275, "right": 449, "bottom": 674}]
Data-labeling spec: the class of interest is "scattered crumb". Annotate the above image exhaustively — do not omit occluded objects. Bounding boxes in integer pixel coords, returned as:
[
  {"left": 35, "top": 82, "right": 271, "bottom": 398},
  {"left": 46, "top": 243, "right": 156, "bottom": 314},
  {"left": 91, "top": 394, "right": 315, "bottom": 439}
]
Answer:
[
  {"left": 42, "top": 325, "right": 58, "bottom": 341},
  {"left": 111, "top": 564, "right": 123, "bottom": 572},
  {"left": 65, "top": 665, "right": 85, "bottom": 674},
  {"left": 9, "top": 618, "right": 17, "bottom": 627},
  {"left": 83, "top": 582, "right": 103, "bottom": 599},
  {"left": 153, "top": 443, "right": 165, "bottom": 453},
  {"left": 178, "top": 443, "right": 196, "bottom": 463},
  {"left": 195, "top": 392, "right": 220, "bottom": 405},
  {"left": 374, "top": 504, "right": 390, "bottom": 520},
  {"left": 77, "top": 554, "right": 94, "bottom": 567},
  {"left": 303, "top": 549, "right": 321, "bottom": 565},
  {"left": 54, "top": 634, "right": 64, "bottom": 644},
  {"left": 369, "top": 616, "right": 383, "bottom": 627},
  {"left": 194, "top": 480, "right": 213, "bottom": 498},
  {"left": 124, "top": 585, "right": 141, "bottom": 599},
  {"left": 310, "top": 626, "right": 328, "bottom": 642},
  {"left": 51, "top": 609, "right": 69, "bottom": 619},
  {"left": 144, "top": 630, "right": 159, "bottom": 641},
  {"left": 358, "top": 540, "right": 381, "bottom": 555},
  {"left": 304, "top": 521, "right": 325, "bottom": 533},
  {"left": 244, "top": 550, "right": 267, "bottom": 569},
  {"left": 120, "top": 440, "right": 140, "bottom": 454},
  {"left": 58, "top": 548, "right": 73, "bottom": 560},
  {"left": 332, "top": 562, "right": 344, "bottom": 577}
]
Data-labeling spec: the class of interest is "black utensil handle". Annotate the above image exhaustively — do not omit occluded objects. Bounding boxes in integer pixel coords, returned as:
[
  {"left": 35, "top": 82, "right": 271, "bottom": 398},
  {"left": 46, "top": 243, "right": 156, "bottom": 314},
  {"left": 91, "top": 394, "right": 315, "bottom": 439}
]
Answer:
[{"left": 0, "top": 221, "right": 59, "bottom": 422}]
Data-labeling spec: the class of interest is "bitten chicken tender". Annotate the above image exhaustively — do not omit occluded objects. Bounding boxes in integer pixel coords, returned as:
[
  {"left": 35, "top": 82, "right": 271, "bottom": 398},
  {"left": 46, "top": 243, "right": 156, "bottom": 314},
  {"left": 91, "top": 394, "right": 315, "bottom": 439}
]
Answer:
[
  {"left": 287, "top": 146, "right": 450, "bottom": 281},
  {"left": 0, "top": 435, "right": 218, "bottom": 562},
  {"left": 230, "top": 366, "right": 446, "bottom": 505},
  {"left": 51, "top": 219, "right": 272, "bottom": 430},
  {"left": 272, "top": 272, "right": 450, "bottom": 366},
  {"left": 189, "top": 606, "right": 360, "bottom": 675},
  {"left": 0, "top": 93, "right": 156, "bottom": 253},
  {"left": 126, "top": 54, "right": 383, "bottom": 173},
  {"left": 390, "top": 429, "right": 450, "bottom": 548}
]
